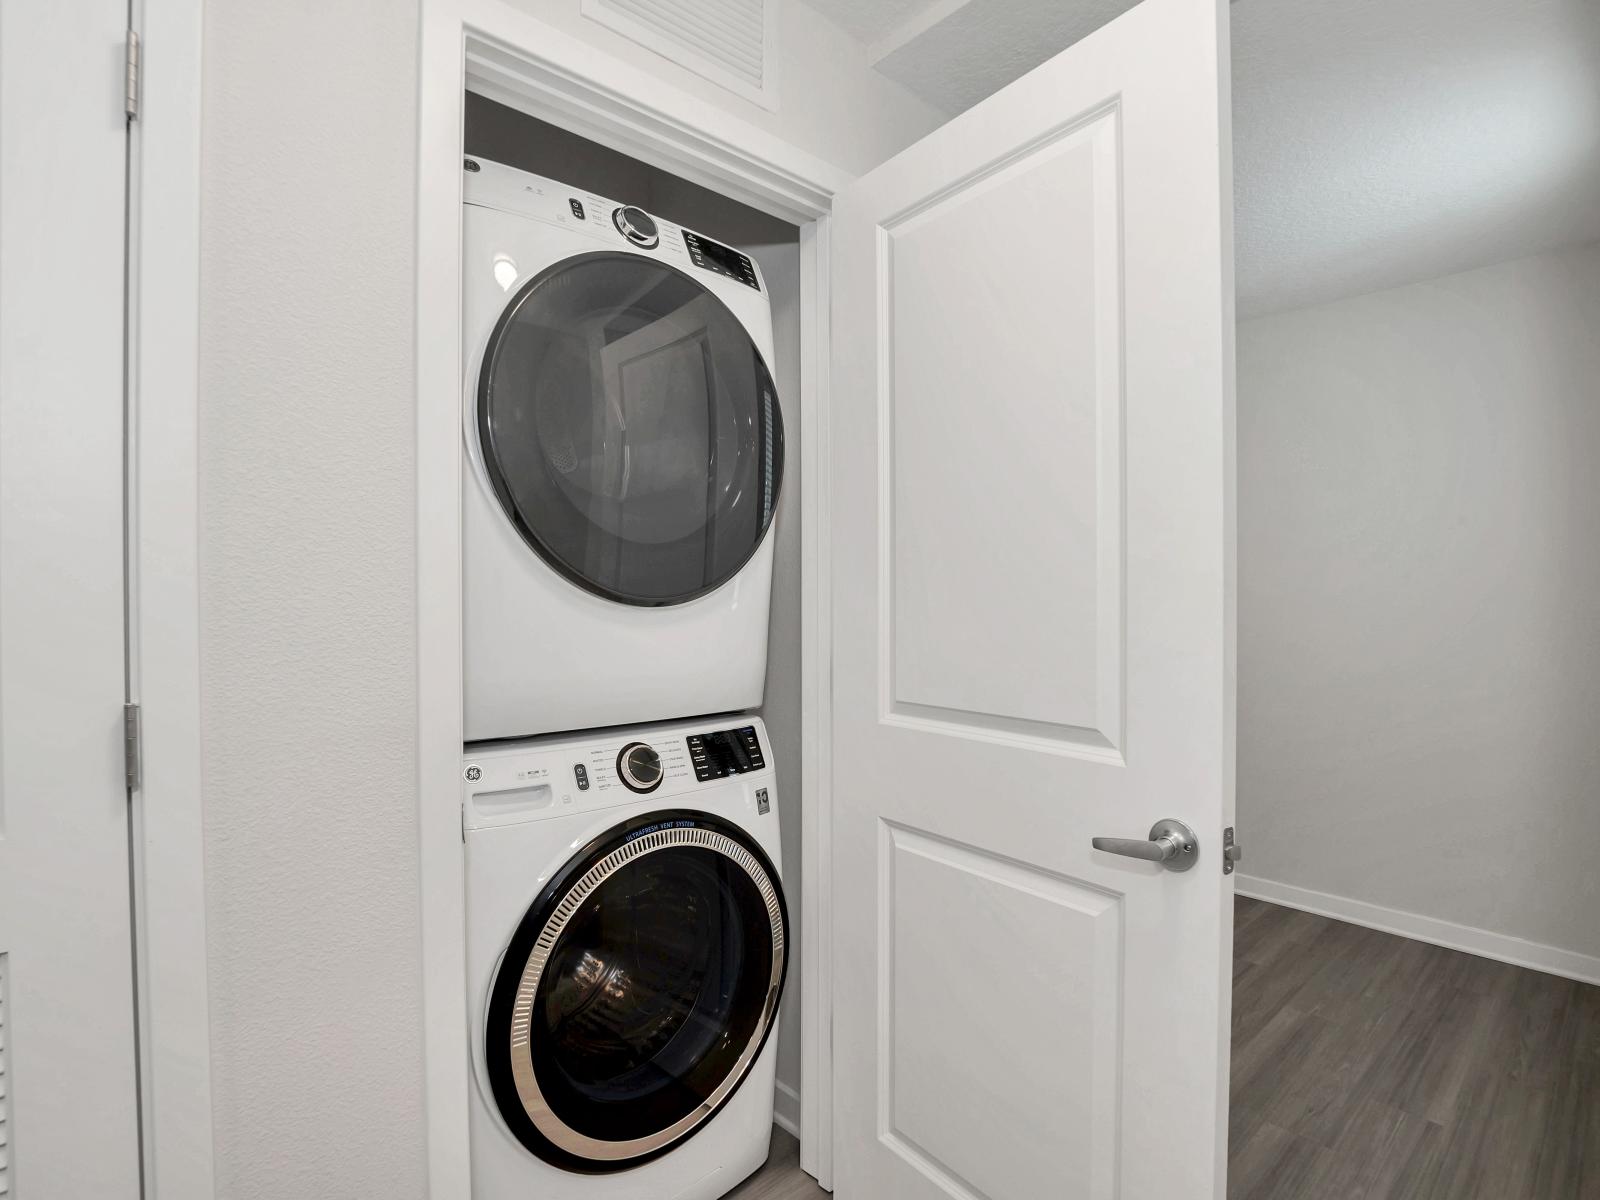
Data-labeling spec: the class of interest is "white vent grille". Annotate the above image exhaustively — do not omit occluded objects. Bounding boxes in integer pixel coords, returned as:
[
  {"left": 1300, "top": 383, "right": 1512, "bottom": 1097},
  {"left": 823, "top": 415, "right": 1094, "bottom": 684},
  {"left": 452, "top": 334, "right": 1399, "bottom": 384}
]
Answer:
[
  {"left": 582, "top": 0, "right": 778, "bottom": 110},
  {"left": 0, "top": 954, "right": 9, "bottom": 1197}
]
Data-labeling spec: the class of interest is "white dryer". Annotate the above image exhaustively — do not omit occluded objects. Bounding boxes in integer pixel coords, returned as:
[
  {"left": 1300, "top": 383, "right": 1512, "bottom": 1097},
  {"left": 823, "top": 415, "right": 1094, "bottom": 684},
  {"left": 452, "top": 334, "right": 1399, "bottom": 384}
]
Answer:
[
  {"left": 463, "top": 716, "right": 786, "bottom": 1199},
  {"left": 462, "top": 158, "right": 785, "bottom": 741}
]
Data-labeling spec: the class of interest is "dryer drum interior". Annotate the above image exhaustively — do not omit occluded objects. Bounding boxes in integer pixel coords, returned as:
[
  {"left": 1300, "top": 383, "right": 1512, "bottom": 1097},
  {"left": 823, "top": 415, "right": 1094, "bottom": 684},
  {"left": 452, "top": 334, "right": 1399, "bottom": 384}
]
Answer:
[
  {"left": 484, "top": 811, "right": 788, "bottom": 1173},
  {"left": 477, "top": 251, "right": 785, "bottom": 607}
]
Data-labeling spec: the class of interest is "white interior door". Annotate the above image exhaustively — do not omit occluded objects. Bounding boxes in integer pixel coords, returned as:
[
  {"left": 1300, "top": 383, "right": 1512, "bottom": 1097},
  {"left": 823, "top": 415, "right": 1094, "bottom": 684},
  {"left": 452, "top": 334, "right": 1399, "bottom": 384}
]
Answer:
[
  {"left": 829, "top": 0, "right": 1236, "bottom": 1195},
  {"left": 0, "top": 3, "right": 143, "bottom": 1195}
]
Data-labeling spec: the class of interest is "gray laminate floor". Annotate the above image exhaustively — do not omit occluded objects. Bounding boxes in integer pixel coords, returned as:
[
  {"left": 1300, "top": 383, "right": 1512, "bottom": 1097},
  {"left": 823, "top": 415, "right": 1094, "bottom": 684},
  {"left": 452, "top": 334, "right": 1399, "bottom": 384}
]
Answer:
[
  {"left": 1230, "top": 895, "right": 1599, "bottom": 1199},
  {"left": 735, "top": 896, "right": 1600, "bottom": 1198},
  {"left": 727, "top": 1127, "right": 827, "bottom": 1199}
]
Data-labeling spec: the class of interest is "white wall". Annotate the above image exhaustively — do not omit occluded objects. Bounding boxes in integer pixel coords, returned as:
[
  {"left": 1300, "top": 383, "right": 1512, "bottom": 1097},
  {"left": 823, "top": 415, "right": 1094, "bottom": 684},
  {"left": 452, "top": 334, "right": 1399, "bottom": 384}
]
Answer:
[
  {"left": 198, "top": 3, "right": 935, "bottom": 1190},
  {"left": 199, "top": 1, "right": 426, "bottom": 1197},
  {"left": 1239, "top": 243, "right": 1600, "bottom": 963}
]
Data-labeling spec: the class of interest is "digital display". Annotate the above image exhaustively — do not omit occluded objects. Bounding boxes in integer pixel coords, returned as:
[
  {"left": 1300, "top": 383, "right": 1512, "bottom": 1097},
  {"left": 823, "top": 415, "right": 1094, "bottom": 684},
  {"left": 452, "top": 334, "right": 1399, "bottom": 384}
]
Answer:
[
  {"left": 684, "top": 231, "right": 760, "bottom": 291},
  {"left": 687, "top": 725, "right": 766, "bottom": 781},
  {"left": 693, "top": 238, "right": 746, "bottom": 275}
]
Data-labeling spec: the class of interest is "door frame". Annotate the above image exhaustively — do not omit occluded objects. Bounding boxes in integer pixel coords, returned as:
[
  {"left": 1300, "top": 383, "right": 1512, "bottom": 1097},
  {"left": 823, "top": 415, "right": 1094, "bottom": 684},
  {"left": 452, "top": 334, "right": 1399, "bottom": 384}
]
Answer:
[
  {"left": 127, "top": 0, "right": 217, "bottom": 1197},
  {"left": 416, "top": 3, "right": 846, "bottom": 1192}
]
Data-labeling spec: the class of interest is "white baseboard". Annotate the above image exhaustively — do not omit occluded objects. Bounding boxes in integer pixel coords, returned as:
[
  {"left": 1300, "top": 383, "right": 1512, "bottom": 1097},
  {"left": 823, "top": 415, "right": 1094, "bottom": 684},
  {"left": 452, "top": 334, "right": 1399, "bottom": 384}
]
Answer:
[
  {"left": 1235, "top": 874, "right": 1600, "bottom": 987},
  {"left": 773, "top": 1079, "right": 801, "bottom": 1139}
]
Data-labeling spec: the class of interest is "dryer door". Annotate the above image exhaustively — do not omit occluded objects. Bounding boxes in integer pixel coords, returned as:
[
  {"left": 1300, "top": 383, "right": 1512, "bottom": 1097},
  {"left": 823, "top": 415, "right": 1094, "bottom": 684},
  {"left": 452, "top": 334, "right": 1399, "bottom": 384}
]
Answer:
[
  {"left": 476, "top": 251, "right": 784, "bottom": 606},
  {"left": 483, "top": 811, "right": 787, "bottom": 1173}
]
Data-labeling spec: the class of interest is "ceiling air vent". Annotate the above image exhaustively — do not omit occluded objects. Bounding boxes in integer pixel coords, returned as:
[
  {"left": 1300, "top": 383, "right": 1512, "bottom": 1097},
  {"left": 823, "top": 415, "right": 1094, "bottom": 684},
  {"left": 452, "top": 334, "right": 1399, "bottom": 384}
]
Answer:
[{"left": 582, "top": 0, "right": 778, "bottom": 110}]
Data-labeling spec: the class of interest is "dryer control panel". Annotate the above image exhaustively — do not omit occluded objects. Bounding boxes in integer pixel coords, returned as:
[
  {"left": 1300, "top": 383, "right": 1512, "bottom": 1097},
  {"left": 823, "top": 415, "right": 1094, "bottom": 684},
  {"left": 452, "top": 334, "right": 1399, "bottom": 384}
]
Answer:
[
  {"left": 683, "top": 231, "right": 760, "bottom": 290},
  {"left": 462, "top": 156, "right": 768, "bottom": 295}
]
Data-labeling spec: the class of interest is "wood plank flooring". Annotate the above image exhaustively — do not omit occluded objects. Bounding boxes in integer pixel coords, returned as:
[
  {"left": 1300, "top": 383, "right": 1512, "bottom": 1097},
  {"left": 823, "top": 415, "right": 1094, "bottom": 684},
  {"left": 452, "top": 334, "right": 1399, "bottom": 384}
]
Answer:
[
  {"left": 734, "top": 897, "right": 1600, "bottom": 1198},
  {"left": 1230, "top": 895, "right": 1600, "bottom": 1199},
  {"left": 727, "top": 1127, "right": 827, "bottom": 1199}
]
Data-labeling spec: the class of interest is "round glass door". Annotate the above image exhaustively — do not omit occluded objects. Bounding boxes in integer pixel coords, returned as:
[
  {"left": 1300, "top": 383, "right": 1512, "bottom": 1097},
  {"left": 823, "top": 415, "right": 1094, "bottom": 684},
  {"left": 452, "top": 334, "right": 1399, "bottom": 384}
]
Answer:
[
  {"left": 484, "top": 812, "right": 788, "bottom": 1172},
  {"left": 477, "top": 251, "right": 784, "bottom": 606}
]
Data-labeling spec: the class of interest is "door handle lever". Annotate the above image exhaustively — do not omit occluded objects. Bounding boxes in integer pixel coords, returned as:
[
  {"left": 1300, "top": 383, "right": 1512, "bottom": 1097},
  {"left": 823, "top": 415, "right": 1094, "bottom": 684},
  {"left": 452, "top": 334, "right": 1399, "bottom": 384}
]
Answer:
[{"left": 1092, "top": 819, "right": 1199, "bottom": 872}]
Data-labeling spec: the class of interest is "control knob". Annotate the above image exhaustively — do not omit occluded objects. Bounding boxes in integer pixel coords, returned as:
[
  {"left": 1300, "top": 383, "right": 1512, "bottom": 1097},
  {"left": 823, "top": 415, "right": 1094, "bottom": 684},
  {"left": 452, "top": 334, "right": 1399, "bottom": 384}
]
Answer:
[
  {"left": 617, "top": 742, "right": 664, "bottom": 793},
  {"left": 612, "top": 205, "right": 660, "bottom": 249}
]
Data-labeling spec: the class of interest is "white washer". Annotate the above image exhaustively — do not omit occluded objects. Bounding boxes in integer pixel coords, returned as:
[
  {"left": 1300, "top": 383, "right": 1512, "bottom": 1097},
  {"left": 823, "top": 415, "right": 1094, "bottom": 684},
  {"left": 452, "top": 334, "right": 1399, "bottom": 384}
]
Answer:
[
  {"left": 462, "top": 158, "right": 785, "bottom": 741},
  {"left": 463, "top": 716, "right": 786, "bottom": 1199}
]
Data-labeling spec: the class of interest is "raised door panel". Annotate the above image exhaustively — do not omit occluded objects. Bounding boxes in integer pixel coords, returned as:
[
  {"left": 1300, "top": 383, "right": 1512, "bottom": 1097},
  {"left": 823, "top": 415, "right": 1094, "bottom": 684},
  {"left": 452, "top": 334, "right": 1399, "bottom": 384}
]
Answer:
[
  {"left": 884, "top": 111, "right": 1123, "bottom": 757},
  {"left": 882, "top": 824, "right": 1121, "bottom": 1200}
]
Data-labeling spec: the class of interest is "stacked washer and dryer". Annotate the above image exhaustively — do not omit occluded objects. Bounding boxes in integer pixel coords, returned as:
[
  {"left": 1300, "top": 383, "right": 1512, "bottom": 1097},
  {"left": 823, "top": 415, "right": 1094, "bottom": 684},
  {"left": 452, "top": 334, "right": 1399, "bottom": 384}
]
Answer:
[{"left": 459, "top": 155, "right": 790, "bottom": 1200}]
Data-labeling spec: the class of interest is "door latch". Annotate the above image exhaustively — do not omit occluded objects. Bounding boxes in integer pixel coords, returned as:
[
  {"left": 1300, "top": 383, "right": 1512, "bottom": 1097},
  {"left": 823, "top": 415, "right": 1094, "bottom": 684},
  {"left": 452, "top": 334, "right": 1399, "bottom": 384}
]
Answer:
[{"left": 1222, "top": 826, "right": 1242, "bottom": 875}]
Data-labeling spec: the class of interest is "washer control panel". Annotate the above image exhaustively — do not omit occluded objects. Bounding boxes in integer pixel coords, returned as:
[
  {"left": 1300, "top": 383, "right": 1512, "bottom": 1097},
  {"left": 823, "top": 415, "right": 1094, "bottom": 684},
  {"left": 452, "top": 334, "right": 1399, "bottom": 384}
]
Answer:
[{"left": 462, "top": 717, "right": 775, "bottom": 829}]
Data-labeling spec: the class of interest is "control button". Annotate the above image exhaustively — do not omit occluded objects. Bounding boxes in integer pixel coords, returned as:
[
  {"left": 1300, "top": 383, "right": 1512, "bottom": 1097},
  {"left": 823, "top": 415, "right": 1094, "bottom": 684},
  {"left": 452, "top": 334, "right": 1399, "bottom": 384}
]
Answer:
[
  {"left": 612, "top": 205, "right": 660, "bottom": 249},
  {"left": 573, "top": 763, "right": 589, "bottom": 791},
  {"left": 569, "top": 198, "right": 585, "bottom": 219},
  {"left": 617, "top": 742, "right": 664, "bottom": 793},
  {"left": 739, "top": 727, "right": 764, "bottom": 769}
]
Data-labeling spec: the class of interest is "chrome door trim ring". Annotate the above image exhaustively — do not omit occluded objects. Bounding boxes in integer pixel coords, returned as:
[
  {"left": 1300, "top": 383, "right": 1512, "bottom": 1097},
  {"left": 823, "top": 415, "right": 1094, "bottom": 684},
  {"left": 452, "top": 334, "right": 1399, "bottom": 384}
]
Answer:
[{"left": 507, "top": 824, "right": 786, "bottom": 1162}]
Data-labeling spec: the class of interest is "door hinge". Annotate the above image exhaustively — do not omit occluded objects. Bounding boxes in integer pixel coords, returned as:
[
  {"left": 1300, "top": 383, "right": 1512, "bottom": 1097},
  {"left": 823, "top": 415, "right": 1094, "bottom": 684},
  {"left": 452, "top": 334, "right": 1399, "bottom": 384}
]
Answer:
[
  {"left": 1222, "top": 826, "right": 1242, "bottom": 875},
  {"left": 124, "top": 702, "right": 142, "bottom": 791},
  {"left": 125, "top": 30, "right": 141, "bottom": 121}
]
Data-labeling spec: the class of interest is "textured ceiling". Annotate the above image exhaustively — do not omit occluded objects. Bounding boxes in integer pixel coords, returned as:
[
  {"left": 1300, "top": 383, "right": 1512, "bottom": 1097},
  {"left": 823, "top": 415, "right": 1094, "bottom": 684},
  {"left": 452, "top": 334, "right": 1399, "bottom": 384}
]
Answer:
[
  {"left": 802, "top": 0, "right": 1600, "bottom": 316},
  {"left": 873, "top": 0, "right": 1135, "bottom": 114},
  {"left": 803, "top": 0, "right": 937, "bottom": 45},
  {"left": 1233, "top": 0, "right": 1600, "bottom": 315}
]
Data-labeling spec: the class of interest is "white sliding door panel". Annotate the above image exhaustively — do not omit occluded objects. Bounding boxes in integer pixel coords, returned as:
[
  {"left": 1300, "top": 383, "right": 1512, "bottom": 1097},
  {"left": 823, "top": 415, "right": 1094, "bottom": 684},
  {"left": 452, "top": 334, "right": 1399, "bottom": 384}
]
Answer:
[
  {"left": 830, "top": 0, "right": 1236, "bottom": 1196},
  {"left": 0, "top": 2, "right": 143, "bottom": 1195}
]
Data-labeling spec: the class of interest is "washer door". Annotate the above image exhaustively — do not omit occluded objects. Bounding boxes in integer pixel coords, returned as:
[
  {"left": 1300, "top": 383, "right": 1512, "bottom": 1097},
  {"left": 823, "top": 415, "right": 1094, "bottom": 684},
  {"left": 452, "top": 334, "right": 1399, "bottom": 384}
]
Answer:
[
  {"left": 484, "top": 811, "right": 787, "bottom": 1173},
  {"left": 477, "top": 251, "right": 784, "bottom": 606}
]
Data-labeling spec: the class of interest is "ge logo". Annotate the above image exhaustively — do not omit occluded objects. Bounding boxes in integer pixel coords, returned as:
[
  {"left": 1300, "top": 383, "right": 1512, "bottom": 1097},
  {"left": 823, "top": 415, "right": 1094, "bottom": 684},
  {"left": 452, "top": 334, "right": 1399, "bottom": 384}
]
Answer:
[{"left": 464, "top": 764, "right": 482, "bottom": 782}]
